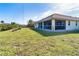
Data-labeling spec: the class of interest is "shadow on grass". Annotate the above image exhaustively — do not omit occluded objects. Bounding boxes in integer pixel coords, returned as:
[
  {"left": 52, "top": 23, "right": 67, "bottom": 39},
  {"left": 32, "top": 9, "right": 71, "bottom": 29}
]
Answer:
[{"left": 31, "top": 28, "right": 79, "bottom": 37}]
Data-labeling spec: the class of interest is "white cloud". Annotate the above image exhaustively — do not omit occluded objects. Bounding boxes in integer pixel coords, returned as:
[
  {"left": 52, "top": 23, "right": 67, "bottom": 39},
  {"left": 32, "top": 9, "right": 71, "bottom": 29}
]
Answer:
[
  {"left": 25, "top": 3, "right": 79, "bottom": 25},
  {"left": 25, "top": 3, "right": 79, "bottom": 24},
  {"left": 32, "top": 10, "right": 53, "bottom": 21},
  {"left": 52, "top": 3, "right": 79, "bottom": 14},
  {"left": 35, "top": 3, "right": 79, "bottom": 21},
  {"left": 32, "top": 16, "right": 38, "bottom": 21},
  {"left": 40, "top": 10, "right": 53, "bottom": 18},
  {"left": 24, "top": 17, "right": 31, "bottom": 25}
]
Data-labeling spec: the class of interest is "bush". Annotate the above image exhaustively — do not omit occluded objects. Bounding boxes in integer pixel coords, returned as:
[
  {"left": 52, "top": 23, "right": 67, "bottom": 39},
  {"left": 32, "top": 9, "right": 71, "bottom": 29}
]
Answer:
[
  {"left": 0, "top": 24, "right": 8, "bottom": 31},
  {"left": 0, "top": 23, "right": 22, "bottom": 31}
]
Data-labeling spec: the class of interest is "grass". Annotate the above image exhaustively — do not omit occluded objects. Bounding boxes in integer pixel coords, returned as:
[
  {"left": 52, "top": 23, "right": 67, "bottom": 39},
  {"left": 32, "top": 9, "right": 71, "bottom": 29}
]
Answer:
[{"left": 0, "top": 28, "right": 79, "bottom": 56}]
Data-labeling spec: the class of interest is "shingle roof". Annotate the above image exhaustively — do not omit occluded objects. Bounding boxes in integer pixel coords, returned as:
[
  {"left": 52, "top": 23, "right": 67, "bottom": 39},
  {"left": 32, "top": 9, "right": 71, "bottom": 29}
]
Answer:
[{"left": 37, "top": 13, "right": 79, "bottom": 23}]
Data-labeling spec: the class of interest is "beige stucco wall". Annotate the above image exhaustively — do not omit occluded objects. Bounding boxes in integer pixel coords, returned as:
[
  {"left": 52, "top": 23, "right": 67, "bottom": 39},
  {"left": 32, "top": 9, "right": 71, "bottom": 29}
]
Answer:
[{"left": 66, "top": 20, "right": 79, "bottom": 30}]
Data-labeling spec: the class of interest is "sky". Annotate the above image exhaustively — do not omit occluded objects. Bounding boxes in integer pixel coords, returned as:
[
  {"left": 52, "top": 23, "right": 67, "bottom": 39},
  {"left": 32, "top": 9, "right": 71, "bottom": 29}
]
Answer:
[{"left": 0, "top": 3, "right": 79, "bottom": 24}]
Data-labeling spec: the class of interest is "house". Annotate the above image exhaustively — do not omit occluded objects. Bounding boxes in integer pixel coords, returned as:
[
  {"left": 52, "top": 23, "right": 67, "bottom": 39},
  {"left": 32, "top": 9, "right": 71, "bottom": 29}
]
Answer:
[{"left": 34, "top": 13, "right": 79, "bottom": 32}]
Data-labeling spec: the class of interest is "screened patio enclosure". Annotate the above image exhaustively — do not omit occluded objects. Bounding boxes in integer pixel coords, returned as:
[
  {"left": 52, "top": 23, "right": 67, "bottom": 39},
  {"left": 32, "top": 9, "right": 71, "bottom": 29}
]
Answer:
[
  {"left": 55, "top": 20, "right": 66, "bottom": 30},
  {"left": 38, "top": 20, "right": 52, "bottom": 30},
  {"left": 44, "top": 20, "right": 52, "bottom": 30},
  {"left": 38, "top": 20, "right": 66, "bottom": 30}
]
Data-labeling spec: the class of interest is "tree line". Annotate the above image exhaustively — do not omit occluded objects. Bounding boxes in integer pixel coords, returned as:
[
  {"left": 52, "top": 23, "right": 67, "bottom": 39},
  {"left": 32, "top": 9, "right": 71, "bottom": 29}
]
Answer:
[
  {"left": 0, "top": 19, "right": 35, "bottom": 31},
  {"left": 0, "top": 21, "right": 22, "bottom": 31}
]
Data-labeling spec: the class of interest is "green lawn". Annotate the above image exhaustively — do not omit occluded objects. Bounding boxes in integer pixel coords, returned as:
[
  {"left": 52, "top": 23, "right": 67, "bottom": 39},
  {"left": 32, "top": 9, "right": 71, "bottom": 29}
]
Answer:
[{"left": 0, "top": 28, "right": 79, "bottom": 56}]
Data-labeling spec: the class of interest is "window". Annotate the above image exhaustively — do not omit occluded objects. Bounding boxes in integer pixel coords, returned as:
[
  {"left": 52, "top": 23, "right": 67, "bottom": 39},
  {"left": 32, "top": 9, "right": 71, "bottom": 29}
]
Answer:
[
  {"left": 76, "top": 21, "right": 77, "bottom": 26},
  {"left": 68, "top": 21, "right": 70, "bottom": 26}
]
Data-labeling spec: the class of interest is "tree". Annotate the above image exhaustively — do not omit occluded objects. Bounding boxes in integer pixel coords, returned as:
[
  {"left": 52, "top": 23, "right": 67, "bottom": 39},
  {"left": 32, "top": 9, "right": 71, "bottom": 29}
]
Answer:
[
  {"left": 11, "top": 22, "right": 21, "bottom": 29},
  {"left": 1, "top": 20, "right": 4, "bottom": 24},
  {"left": 27, "top": 19, "right": 34, "bottom": 27},
  {"left": 11, "top": 22, "right": 16, "bottom": 25}
]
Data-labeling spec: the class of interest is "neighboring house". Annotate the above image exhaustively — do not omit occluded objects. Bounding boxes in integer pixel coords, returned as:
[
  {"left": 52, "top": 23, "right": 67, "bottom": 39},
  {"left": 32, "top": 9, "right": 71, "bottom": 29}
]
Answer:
[{"left": 34, "top": 13, "right": 79, "bottom": 32}]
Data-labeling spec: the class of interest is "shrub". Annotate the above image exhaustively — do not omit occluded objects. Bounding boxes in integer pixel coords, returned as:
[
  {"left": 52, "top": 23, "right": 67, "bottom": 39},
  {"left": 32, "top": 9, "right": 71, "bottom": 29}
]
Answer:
[{"left": 0, "top": 23, "right": 22, "bottom": 31}]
